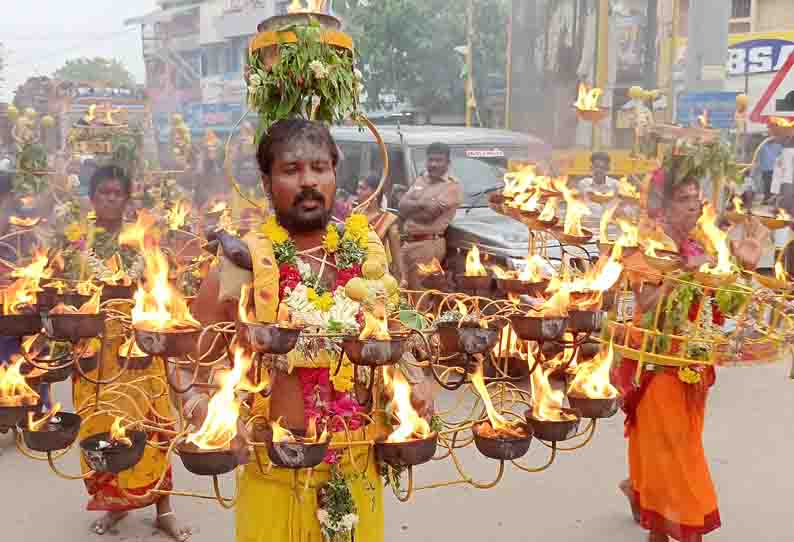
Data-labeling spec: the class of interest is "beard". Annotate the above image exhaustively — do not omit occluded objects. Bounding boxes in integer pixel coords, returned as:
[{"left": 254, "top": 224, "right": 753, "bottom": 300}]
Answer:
[{"left": 274, "top": 187, "right": 334, "bottom": 233}]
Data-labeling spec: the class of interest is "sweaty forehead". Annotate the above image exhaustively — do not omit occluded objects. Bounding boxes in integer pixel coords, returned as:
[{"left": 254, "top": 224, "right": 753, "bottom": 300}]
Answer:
[{"left": 272, "top": 139, "right": 333, "bottom": 164}]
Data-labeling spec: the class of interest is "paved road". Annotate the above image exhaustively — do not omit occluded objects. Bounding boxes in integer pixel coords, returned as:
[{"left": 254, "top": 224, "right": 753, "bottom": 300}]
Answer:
[{"left": 2, "top": 363, "right": 792, "bottom": 541}]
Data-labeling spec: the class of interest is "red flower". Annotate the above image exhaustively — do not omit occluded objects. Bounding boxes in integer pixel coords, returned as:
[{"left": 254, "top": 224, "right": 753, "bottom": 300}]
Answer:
[
  {"left": 334, "top": 263, "right": 362, "bottom": 289},
  {"left": 278, "top": 264, "right": 301, "bottom": 299},
  {"left": 688, "top": 299, "right": 701, "bottom": 322},
  {"left": 711, "top": 303, "right": 725, "bottom": 326}
]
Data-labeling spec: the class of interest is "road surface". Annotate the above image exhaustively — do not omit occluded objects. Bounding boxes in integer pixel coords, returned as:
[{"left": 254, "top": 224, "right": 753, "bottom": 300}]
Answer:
[{"left": 1, "top": 362, "right": 792, "bottom": 541}]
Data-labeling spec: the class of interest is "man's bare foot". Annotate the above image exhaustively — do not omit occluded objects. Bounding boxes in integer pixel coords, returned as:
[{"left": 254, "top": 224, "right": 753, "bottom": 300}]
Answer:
[
  {"left": 619, "top": 479, "right": 640, "bottom": 523},
  {"left": 91, "top": 511, "right": 128, "bottom": 535},
  {"left": 156, "top": 511, "right": 192, "bottom": 542}
]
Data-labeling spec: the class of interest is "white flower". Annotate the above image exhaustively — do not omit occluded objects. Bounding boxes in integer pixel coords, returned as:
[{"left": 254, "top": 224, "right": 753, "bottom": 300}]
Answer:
[
  {"left": 353, "top": 68, "right": 363, "bottom": 81},
  {"left": 309, "top": 60, "right": 329, "bottom": 80},
  {"left": 341, "top": 514, "right": 358, "bottom": 530},
  {"left": 316, "top": 509, "right": 330, "bottom": 526},
  {"left": 297, "top": 258, "right": 312, "bottom": 282},
  {"left": 249, "top": 73, "right": 262, "bottom": 87}
]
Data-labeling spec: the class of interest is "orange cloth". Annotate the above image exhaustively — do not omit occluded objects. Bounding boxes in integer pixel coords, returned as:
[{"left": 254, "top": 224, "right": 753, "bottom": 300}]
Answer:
[{"left": 627, "top": 368, "right": 721, "bottom": 542}]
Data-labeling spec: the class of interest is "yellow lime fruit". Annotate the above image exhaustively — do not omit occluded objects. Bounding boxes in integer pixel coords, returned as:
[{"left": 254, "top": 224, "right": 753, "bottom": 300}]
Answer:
[
  {"left": 362, "top": 259, "right": 386, "bottom": 280},
  {"left": 345, "top": 277, "right": 369, "bottom": 302},
  {"left": 382, "top": 274, "right": 399, "bottom": 295},
  {"left": 628, "top": 86, "right": 644, "bottom": 100}
]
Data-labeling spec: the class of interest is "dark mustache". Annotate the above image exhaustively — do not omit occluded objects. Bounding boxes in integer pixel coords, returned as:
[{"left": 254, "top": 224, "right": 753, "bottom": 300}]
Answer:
[{"left": 293, "top": 188, "right": 325, "bottom": 206}]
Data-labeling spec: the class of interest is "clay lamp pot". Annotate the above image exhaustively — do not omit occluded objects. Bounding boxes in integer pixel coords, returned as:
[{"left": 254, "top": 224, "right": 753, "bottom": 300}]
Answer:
[
  {"left": 177, "top": 441, "right": 239, "bottom": 476},
  {"left": 495, "top": 277, "right": 549, "bottom": 297},
  {"left": 553, "top": 227, "right": 594, "bottom": 246},
  {"left": 21, "top": 412, "right": 82, "bottom": 452},
  {"left": 99, "top": 283, "right": 135, "bottom": 302},
  {"left": 524, "top": 408, "right": 581, "bottom": 442},
  {"left": 134, "top": 326, "right": 201, "bottom": 358},
  {"left": 567, "top": 393, "right": 620, "bottom": 420},
  {"left": 237, "top": 322, "right": 301, "bottom": 355},
  {"left": 472, "top": 421, "right": 532, "bottom": 461},
  {"left": 340, "top": 334, "right": 408, "bottom": 367},
  {"left": 0, "top": 313, "right": 42, "bottom": 337},
  {"left": 566, "top": 309, "right": 605, "bottom": 334},
  {"left": 265, "top": 429, "right": 329, "bottom": 470},
  {"left": 42, "top": 313, "right": 106, "bottom": 342},
  {"left": 509, "top": 314, "right": 568, "bottom": 342},
  {"left": 80, "top": 430, "right": 147, "bottom": 474},
  {"left": 0, "top": 400, "right": 40, "bottom": 428},
  {"left": 456, "top": 274, "right": 494, "bottom": 292},
  {"left": 376, "top": 433, "right": 438, "bottom": 468}
]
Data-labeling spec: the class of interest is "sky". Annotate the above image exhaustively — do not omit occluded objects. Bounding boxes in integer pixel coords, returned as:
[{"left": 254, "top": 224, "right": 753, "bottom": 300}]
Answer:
[{"left": 0, "top": 0, "right": 160, "bottom": 101}]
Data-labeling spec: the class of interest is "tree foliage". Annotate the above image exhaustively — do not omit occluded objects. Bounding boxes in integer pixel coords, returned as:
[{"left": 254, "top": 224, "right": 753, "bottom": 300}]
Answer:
[
  {"left": 53, "top": 57, "right": 135, "bottom": 88},
  {"left": 336, "top": 0, "right": 507, "bottom": 116}
]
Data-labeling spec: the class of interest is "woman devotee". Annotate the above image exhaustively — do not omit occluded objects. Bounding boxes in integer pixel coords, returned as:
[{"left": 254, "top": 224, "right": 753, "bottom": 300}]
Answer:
[
  {"left": 63, "top": 166, "right": 190, "bottom": 541},
  {"left": 356, "top": 173, "right": 403, "bottom": 281},
  {"left": 614, "top": 164, "right": 763, "bottom": 542},
  {"left": 188, "top": 119, "right": 433, "bottom": 542}
]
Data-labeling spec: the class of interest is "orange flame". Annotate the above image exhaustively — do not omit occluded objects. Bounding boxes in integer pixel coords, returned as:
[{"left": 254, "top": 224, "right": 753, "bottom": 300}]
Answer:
[
  {"left": 644, "top": 239, "right": 670, "bottom": 259},
  {"left": 28, "top": 402, "right": 62, "bottom": 432},
  {"left": 777, "top": 208, "right": 792, "bottom": 221},
  {"left": 465, "top": 246, "right": 487, "bottom": 277},
  {"left": 359, "top": 303, "right": 391, "bottom": 341},
  {"left": 503, "top": 166, "right": 537, "bottom": 200},
  {"left": 568, "top": 343, "right": 618, "bottom": 399},
  {"left": 167, "top": 200, "right": 191, "bottom": 231},
  {"left": 9, "top": 216, "right": 41, "bottom": 228},
  {"left": 538, "top": 198, "right": 558, "bottom": 222},
  {"left": 529, "top": 353, "right": 574, "bottom": 422},
  {"left": 574, "top": 83, "right": 603, "bottom": 112},
  {"left": 561, "top": 185, "right": 590, "bottom": 237},
  {"left": 417, "top": 258, "right": 444, "bottom": 276},
  {"left": 769, "top": 117, "right": 794, "bottom": 128},
  {"left": 470, "top": 363, "right": 524, "bottom": 436},
  {"left": 733, "top": 196, "right": 746, "bottom": 215},
  {"left": 775, "top": 261, "right": 788, "bottom": 282},
  {"left": 0, "top": 356, "right": 40, "bottom": 406},
  {"left": 271, "top": 417, "right": 296, "bottom": 443},
  {"left": 208, "top": 201, "right": 227, "bottom": 214},
  {"left": 11, "top": 247, "right": 53, "bottom": 281},
  {"left": 238, "top": 285, "right": 255, "bottom": 324},
  {"left": 383, "top": 367, "right": 430, "bottom": 443},
  {"left": 493, "top": 326, "right": 527, "bottom": 360},
  {"left": 697, "top": 203, "right": 733, "bottom": 276},
  {"left": 120, "top": 210, "right": 199, "bottom": 331},
  {"left": 618, "top": 177, "right": 639, "bottom": 200},
  {"left": 110, "top": 417, "right": 132, "bottom": 447},
  {"left": 599, "top": 204, "right": 617, "bottom": 243},
  {"left": 119, "top": 336, "right": 148, "bottom": 358},
  {"left": 520, "top": 255, "right": 550, "bottom": 283},
  {"left": 187, "top": 346, "right": 258, "bottom": 450},
  {"left": 2, "top": 279, "right": 39, "bottom": 315}
]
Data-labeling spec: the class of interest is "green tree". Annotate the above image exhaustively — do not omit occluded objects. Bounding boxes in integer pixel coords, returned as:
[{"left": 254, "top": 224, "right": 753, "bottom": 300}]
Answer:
[
  {"left": 337, "top": 0, "right": 507, "bottom": 118},
  {"left": 53, "top": 57, "right": 135, "bottom": 87}
]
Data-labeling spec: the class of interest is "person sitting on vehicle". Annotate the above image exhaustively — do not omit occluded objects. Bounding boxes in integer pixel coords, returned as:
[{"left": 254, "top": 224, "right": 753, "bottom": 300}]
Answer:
[{"left": 399, "top": 142, "right": 463, "bottom": 290}]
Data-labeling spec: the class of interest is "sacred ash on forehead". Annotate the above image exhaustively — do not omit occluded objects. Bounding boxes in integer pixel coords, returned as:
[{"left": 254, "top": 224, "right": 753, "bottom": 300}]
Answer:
[{"left": 276, "top": 138, "right": 335, "bottom": 164}]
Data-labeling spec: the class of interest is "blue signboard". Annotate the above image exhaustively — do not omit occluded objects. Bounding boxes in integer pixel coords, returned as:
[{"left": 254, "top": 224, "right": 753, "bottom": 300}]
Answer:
[
  {"left": 728, "top": 38, "right": 794, "bottom": 76},
  {"left": 676, "top": 92, "right": 741, "bottom": 129}
]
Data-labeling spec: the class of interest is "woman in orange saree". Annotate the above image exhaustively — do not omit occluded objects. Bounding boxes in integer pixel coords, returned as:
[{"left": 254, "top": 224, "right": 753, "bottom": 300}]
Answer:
[{"left": 613, "top": 173, "right": 721, "bottom": 542}]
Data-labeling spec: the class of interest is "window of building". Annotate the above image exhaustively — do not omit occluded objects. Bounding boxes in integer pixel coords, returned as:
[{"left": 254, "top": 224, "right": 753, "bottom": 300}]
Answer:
[{"left": 731, "top": 0, "right": 752, "bottom": 19}]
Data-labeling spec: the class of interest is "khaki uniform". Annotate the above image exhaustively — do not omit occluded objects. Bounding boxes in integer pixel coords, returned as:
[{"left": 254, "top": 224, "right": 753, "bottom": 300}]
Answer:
[{"left": 400, "top": 174, "right": 463, "bottom": 289}]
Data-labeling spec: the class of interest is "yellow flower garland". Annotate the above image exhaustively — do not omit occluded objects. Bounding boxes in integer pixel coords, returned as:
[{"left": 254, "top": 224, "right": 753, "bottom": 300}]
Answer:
[
  {"left": 323, "top": 223, "right": 340, "bottom": 253},
  {"left": 307, "top": 288, "right": 334, "bottom": 312},
  {"left": 261, "top": 216, "right": 290, "bottom": 244},
  {"left": 343, "top": 213, "right": 369, "bottom": 246},
  {"left": 330, "top": 357, "right": 355, "bottom": 393},
  {"left": 678, "top": 366, "right": 702, "bottom": 385}
]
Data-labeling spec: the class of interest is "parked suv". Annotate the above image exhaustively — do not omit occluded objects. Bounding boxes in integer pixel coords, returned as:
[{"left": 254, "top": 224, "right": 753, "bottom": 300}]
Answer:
[{"left": 331, "top": 124, "right": 564, "bottom": 273}]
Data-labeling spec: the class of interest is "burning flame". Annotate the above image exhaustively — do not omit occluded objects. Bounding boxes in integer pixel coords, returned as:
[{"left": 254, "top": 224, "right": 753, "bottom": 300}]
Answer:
[
  {"left": 9, "top": 216, "right": 41, "bottom": 228},
  {"left": 465, "top": 246, "right": 487, "bottom": 277},
  {"left": 28, "top": 403, "right": 62, "bottom": 432},
  {"left": 271, "top": 417, "right": 328, "bottom": 444},
  {"left": 529, "top": 354, "right": 574, "bottom": 422},
  {"left": 470, "top": 363, "right": 525, "bottom": 437},
  {"left": 417, "top": 258, "right": 444, "bottom": 276},
  {"left": 697, "top": 203, "right": 733, "bottom": 276},
  {"left": 208, "top": 201, "right": 227, "bottom": 214},
  {"left": 520, "top": 255, "right": 550, "bottom": 283},
  {"left": 533, "top": 284, "right": 570, "bottom": 317},
  {"left": 100, "top": 254, "right": 132, "bottom": 286},
  {"left": 493, "top": 326, "right": 527, "bottom": 361},
  {"left": 538, "top": 198, "right": 558, "bottom": 222},
  {"left": 2, "top": 279, "right": 39, "bottom": 315},
  {"left": 777, "top": 208, "right": 792, "bottom": 221},
  {"left": 775, "top": 261, "right": 789, "bottom": 282},
  {"left": 359, "top": 304, "right": 391, "bottom": 341},
  {"left": 599, "top": 204, "right": 617, "bottom": 243},
  {"left": 110, "top": 417, "right": 132, "bottom": 447},
  {"left": 0, "top": 356, "right": 40, "bottom": 406},
  {"left": 574, "top": 83, "right": 603, "bottom": 112},
  {"left": 568, "top": 343, "right": 618, "bottom": 399},
  {"left": 503, "top": 166, "right": 537, "bottom": 200},
  {"left": 769, "top": 117, "right": 794, "bottom": 128},
  {"left": 49, "top": 287, "right": 102, "bottom": 315},
  {"left": 167, "top": 201, "right": 191, "bottom": 231},
  {"left": 119, "top": 336, "right": 148, "bottom": 359},
  {"left": 383, "top": 367, "right": 430, "bottom": 443},
  {"left": 120, "top": 210, "right": 199, "bottom": 331},
  {"left": 271, "top": 417, "right": 295, "bottom": 443},
  {"left": 618, "top": 177, "right": 639, "bottom": 200},
  {"left": 187, "top": 346, "right": 261, "bottom": 449},
  {"left": 733, "top": 197, "right": 746, "bottom": 215},
  {"left": 643, "top": 239, "right": 671, "bottom": 259},
  {"left": 11, "top": 248, "right": 53, "bottom": 281},
  {"left": 697, "top": 110, "right": 710, "bottom": 128},
  {"left": 561, "top": 185, "right": 591, "bottom": 237}
]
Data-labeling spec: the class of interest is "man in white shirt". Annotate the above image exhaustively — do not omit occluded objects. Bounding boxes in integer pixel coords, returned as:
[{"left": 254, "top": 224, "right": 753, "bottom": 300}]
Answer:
[{"left": 577, "top": 152, "right": 620, "bottom": 221}]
